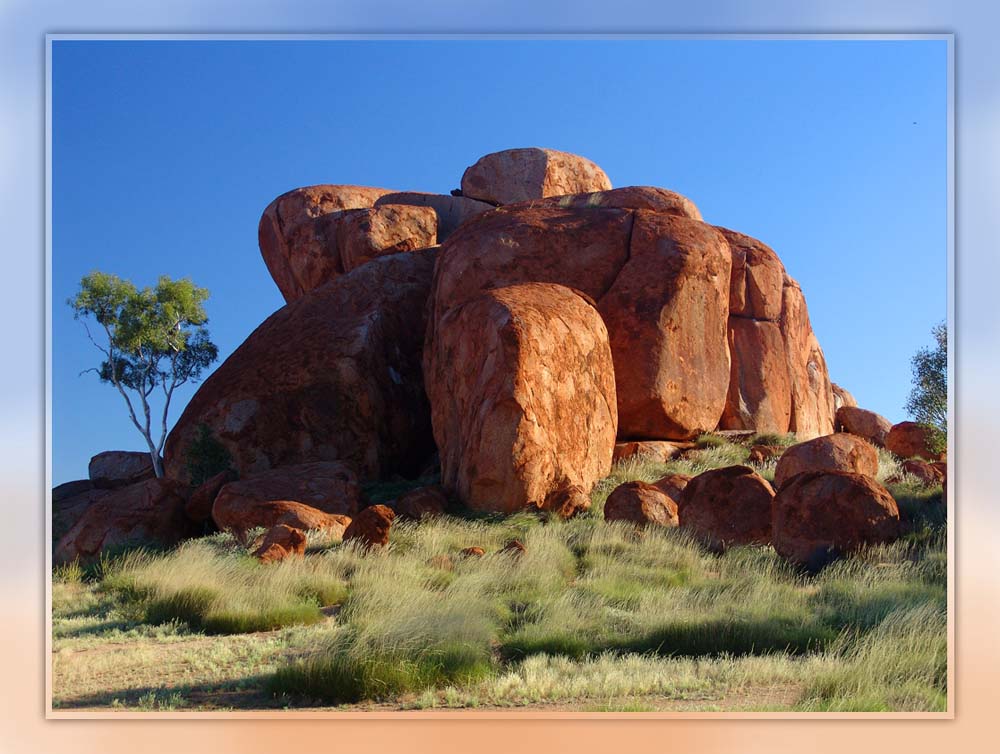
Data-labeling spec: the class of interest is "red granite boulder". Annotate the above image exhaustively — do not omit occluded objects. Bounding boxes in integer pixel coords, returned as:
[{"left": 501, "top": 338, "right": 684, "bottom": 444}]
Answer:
[
  {"left": 678, "top": 465, "right": 775, "bottom": 551},
  {"left": 342, "top": 504, "right": 395, "bottom": 549},
  {"left": 460, "top": 147, "right": 611, "bottom": 205},
  {"left": 773, "top": 433, "right": 879, "bottom": 489},
  {"left": 604, "top": 481, "right": 679, "bottom": 527},
  {"left": 835, "top": 406, "right": 893, "bottom": 447}
]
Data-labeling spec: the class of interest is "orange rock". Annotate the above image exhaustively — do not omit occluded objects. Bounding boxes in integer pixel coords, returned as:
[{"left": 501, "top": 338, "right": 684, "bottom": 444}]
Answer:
[
  {"left": 885, "top": 421, "right": 946, "bottom": 461},
  {"left": 719, "top": 318, "right": 792, "bottom": 434},
  {"left": 772, "top": 471, "right": 900, "bottom": 569},
  {"left": 779, "top": 276, "right": 836, "bottom": 439},
  {"left": 832, "top": 383, "right": 858, "bottom": 410},
  {"left": 541, "top": 485, "right": 592, "bottom": 519},
  {"left": 460, "top": 147, "right": 611, "bottom": 205},
  {"left": 337, "top": 204, "right": 437, "bottom": 273},
  {"left": 719, "top": 228, "right": 785, "bottom": 321},
  {"left": 425, "top": 283, "right": 617, "bottom": 514},
  {"left": 254, "top": 525, "right": 307, "bottom": 564},
  {"left": 343, "top": 504, "right": 395, "bottom": 549},
  {"left": 258, "top": 184, "right": 393, "bottom": 302},
  {"left": 678, "top": 465, "right": 774, "bottom": 551},
  {"left": 374, "top": 192, "right": 494, "bottom": 240},
  {"left": 393, "top": 485, "right": 448, "bottom": 520},
  {"left": 600, "top": 212, "right": 732, "bottom": 439},
  {"left": 164, "top": 251, "right": 437, "bottom": 483},
  {"left": 900, "top": 459, "right": 946, "bottom": 487},
  {"left": 773, "top": 433, "right": 879, "bottom": 489},
  {"left": 53, "top": 479, "right": 193, "bottom": 565},
  {"left": 612, "top": 441, "right": 689, "bottom": 464},
  {"left": 748, "top": 444, "right": 783, "bottom": 464},
  {"left": 604, "top": 481, "right": 679, "bottom": 527},
  {"left": 184, "top": 469, "right": 237, "bottom": 524},
  {"left": 651, "top": 473, "right": 691, "bottom": 501},
  {"left": 835, "top": 406, "right": 893, "bottom": 448},
  {"left": 214, "top": 496, "right": 350, "bottom": 544},
  {"left": 529, "top": 185, "right": 701, "bottom": 220},
  {"left": 459, "top": 546, "right": 486, "bottom": 558}
]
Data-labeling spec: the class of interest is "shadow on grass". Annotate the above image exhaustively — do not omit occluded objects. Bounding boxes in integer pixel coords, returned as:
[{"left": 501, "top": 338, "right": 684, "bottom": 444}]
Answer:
[{"left": 52, "top": 674, "right": 280, "bottom": 711}]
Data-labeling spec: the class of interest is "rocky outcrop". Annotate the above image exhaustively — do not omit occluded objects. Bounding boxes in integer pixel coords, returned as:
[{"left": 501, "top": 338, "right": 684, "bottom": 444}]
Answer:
[
  {"left": 773, "top": 433, "right": 879, "bottom": 489},
  {"left": 720, "top": 318, "right": 792, "bottom": 434},
  {"left": 337, "top": 204, "right": 437, "bottom": 273},
  {"left": 258, "top": 184, "right": 393, "bottom": 302},
  {"left": 253, "top": 524, "right": 307, "bottom": 564},
  {"left": 835, "top": 406, "right": 893, "bottom": 448},
  {"left": 678, "top": 465, "right": 774, "bottom": 551},
  {"left": 164, "top": 251, "right": 437, "bottom": 484},
  {"left": 425, "top": 282, "right": 617, "bottom": 514},
  {"left": 604, "top": 480, "right": 679, "bottom": 527},
  {"left": 772, "top": 471, "right": 900, "bottom": 569},
  {"left": 343, "top": 504, "right": 395, "bottom": 549},
  {"left": 460, "top": 147, "right": 611, "bottom": 205},
  {"left": 53, "top": 478, "right": 193, "bottom": 565},
  {"left": 885, "top": 421, "right": 945, "bottom": 461},
  {"left": 780, "top": 276, "right": 836, "bottom": 439},
  {"left": 88, "top": 451, "right": 158, "bottom": 489}
]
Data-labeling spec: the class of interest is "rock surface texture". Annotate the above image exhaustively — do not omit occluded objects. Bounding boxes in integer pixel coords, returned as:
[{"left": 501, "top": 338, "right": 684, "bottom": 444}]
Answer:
[
  {"left": 835, "top": 406, "right": 893, "bottom": 448},
  {"left": 342, "top": 504, "right": 395, "bottom": 549},
  {"left": 88, "top": 451, "right": 158, "bottom": 489},
  {"left": 164, "top": 251, "right": 437, "bottom": 483},
  {"left": 460, "top": 147, "right": 612, "bottom": 205},
  {"left": 425, "top": 282, "right": 617, "bottom": 514},
  {"left": 337, "top": 204, "right": 437, "bottom": 273},
  {"left": 253, "top": 524, "right": 307, "bottom": 564},
  {"left": 773, "top": 433, "right": 879, "bottom": 489},
  {"left": 772, "top": 471, "right": 900, "bottom": 569},
  {"left": 678, "top": 465, "right": 775, "bottom": 550},
  {"left": 885, "top": 421, "right": 945, "bottom": 461}
]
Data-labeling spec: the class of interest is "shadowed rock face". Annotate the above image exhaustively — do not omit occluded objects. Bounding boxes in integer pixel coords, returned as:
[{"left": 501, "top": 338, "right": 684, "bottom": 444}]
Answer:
[
  {"left": 460, "top": 147, "right": 612, "bottom": 205},
  {"left": 53, "top": 478, "right": 193, "bottom": 566},
  {"left": 163, "top": 251, "right": 438, "bottom": 484},
  {"left": 425, "top": 282, "right": 618, "bottom": 514},
  {"left": 772, "top": 470, "right": 900, "bottom": 570},
  {"left": 773, "top": 433, "right": 879, "bottom": 490},
  {"left": 88, "top": 451, "right": 158, "bottom": 489}
]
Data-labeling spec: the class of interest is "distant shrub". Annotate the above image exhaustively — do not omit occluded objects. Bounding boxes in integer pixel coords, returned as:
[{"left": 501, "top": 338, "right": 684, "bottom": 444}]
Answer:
[{"left": 184, "top": 423, "right": 233, "bottom": 487}]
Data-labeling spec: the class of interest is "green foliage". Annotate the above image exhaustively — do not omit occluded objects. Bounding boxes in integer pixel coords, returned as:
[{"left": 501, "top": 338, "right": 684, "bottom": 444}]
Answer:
[
  {"left": 69, "top": 271, "right": 219, "bottom": 475},
  {"left": 185, "top": 423, "right": 233, "bottom": 487},
  {"left": 904, "top": 321, "right": 947, "bottom": 434}
]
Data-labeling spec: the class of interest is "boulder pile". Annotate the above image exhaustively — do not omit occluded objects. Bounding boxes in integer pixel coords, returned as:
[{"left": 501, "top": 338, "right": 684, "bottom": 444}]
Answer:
[{"left": 58, "top": 147, "right": 935, "bottom": 569}]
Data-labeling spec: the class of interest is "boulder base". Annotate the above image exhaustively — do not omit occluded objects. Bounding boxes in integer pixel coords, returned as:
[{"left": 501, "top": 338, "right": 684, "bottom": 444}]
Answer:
[{"left": 604, "top": 481, "right": 679, "bottom": 527}]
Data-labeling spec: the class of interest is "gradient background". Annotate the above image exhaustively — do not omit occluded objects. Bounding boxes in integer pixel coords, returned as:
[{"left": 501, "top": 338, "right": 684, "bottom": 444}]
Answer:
[
  {"left": 2, "top": 1, "right": 998, "bottom": 752},
  {"left": 48, "top": 37, "right": 946, "bottom": 485}
]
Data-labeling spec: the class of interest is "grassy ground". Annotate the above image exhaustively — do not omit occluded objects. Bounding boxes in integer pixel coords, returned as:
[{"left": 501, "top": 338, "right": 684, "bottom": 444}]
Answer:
[{"left": 51, "top": 436, "right": 947, "bottom": 713}]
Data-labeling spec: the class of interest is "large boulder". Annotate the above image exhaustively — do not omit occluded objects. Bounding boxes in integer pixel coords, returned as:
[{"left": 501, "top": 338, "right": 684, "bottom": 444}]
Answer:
[
  {"left": 678, "top": 465, "right": 774, "bottom": 551},
  {"left": 88, "top": 451, "right": 158, "bottom": 489},
  {"left": 773, "top": 433, "right": 879, "bottom": 489},
  {"left": 337, "top": 204, "right": 437, "bottom": 273},
  {"left": 603, "top": 480, "right": 679, "bottom": 527},
  {"left": 374, "top": 192, "right": 494, "bottom": 240},
  {"left": 460, "top": 147, "right": 611, "bottom": 205},
  {"left": 835, "top": 406, "right": 893, "bottom": 448},
  {"left": 772, "top": 471, "right": 900, "bottom": 569},
  {"left": 885, "top": 421, "right": 945, "bottom": 461},
  {"left": 164, "top": 251, "right": 437, "bottom": 483},
  {"left": 721, "top": 228, "right": 785, "bottom": 322},
  {"left": 53, "top": 478, "right": 192, "bottom": 565},
  {"left": 719, "top": 318, "right": 792, "bottom": 434},
  {"left": 258, "top": 184, "right": 394, "bottom": 302},
  {"left": 832, "top": 383, "right": 858, "bottom": 410},
  {"left": 779, "top": 276, "right": 836, "bottom": 439},
  {"left": 425, "top": 282, "right": 617, "bottom": 514},
  {"left": 214, "top": 497, "right": 351, "bottom": 543}
]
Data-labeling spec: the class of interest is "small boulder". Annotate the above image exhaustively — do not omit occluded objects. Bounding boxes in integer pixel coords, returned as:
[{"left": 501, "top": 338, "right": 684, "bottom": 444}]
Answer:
[
  {"left": 53, "top": 478, "right": 192, "bottom": 565},
  {"left": 899, "top": 459, "right": 946, "bottom": 487},
  {"left": 678, "top": 465, "right": 774, "bottom": 551},
  {"left": 343, "top": 504, "right": 395, "bottom": 549},
  {"left": 374, "top": 191, "right": 494, "bottom": 240},
  {"left": 835, "top": 406, "right": 893, "bottom": 447},
  {"left": 832, "top": 383, "right": 858, "bottom": 410},
  {"left": 253, "top": 525, "right": 307, "bottom": 564},
  {"left": 604, "top": 481, "right": 679, "bottom": 527},
  {"left": 885, "top": 421, "right": 946, "bottom": 461},
  {"left": 772, "top": 470, "right": 900, "bottom": 570},
  {"left": 748, "top": 444, "right": 783, "bottom": 464},
  {"left": 88, "top": 451, "right": 158, "bottom": 489},
  {"left": 460, "top": 546, "right": 486, "bottom": 558},
  {"left": 541, "top": 485, "right": 591, "bottom": 519},
  {"left": 392, "top": 485, "right": 448, "bottom": 521},
  {"left": 773, "top": 433, "right": 879, "bottom": 489},
  {"left": 460, "top": 147, "right": 611, "bottom": 205},
  {"left": 213, "top": 497, "right": 350, "bottom": 544},
  {"left": 501, "top": 539, "right": 527, "bottom": 556},
  {"left": 184, "top": 469, "right": 237, "bottom": 524}
]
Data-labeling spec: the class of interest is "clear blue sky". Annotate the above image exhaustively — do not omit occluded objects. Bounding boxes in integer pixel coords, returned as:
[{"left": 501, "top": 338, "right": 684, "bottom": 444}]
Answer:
[{"left": 51, "top": 38, "right": 947, "bottom": 485}]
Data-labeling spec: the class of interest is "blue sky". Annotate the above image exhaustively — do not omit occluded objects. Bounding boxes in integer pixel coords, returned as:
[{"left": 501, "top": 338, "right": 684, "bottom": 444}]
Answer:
[{"left": 51, "top": 38, "right": 948, "bottom": 485}]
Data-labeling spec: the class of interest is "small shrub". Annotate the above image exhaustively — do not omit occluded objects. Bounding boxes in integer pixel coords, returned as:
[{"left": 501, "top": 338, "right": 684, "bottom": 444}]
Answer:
[{"left": 185, "top": 423, "right": 233, "bottom": 487}]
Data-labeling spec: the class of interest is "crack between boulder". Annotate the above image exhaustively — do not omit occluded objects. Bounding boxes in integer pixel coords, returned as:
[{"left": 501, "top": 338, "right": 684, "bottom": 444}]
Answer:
[{"left": 595, "top": 209, "right": 635, "bottom": 306}]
